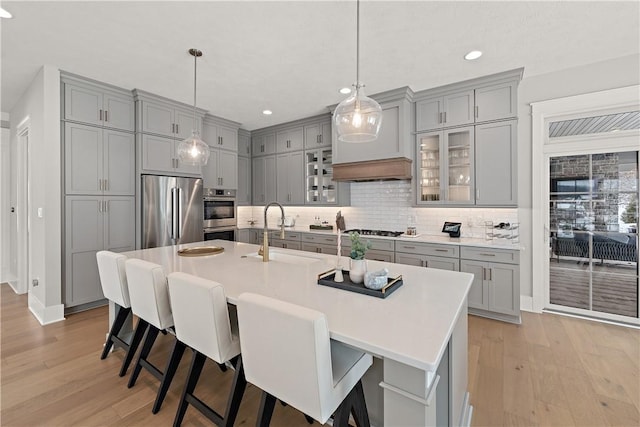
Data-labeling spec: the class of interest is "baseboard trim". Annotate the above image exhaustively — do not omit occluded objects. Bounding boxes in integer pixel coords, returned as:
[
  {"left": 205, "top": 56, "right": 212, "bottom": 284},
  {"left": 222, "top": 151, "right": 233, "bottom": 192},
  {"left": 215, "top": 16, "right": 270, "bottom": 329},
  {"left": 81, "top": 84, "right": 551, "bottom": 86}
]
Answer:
[
  {"left": 28, "top": 293, "right": 65, "bottom": 325},
  {"left": 520, "top": 296, "right": 535, "bottom": 312},
  {"left": 7, "top": 280, "right": 26, "bottom": 295}
]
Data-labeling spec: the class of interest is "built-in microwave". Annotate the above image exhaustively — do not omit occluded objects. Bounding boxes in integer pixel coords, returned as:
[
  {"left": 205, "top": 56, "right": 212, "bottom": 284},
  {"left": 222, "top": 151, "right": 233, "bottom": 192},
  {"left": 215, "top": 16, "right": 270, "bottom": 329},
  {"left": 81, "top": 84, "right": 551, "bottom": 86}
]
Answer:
[
  {"left": 203, "top": 188, "right": 237, "bottom": 229},
  {"left": 204, "top": 226, "right": 236, "bottom": 242}
]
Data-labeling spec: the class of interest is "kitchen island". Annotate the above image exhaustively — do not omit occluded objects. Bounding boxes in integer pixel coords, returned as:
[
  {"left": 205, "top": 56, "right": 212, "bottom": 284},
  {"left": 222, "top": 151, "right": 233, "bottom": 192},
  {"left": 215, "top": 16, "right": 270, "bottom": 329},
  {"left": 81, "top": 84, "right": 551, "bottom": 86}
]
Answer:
[{"left": 122, "top": 239, "right": 473, "bottom": 426}]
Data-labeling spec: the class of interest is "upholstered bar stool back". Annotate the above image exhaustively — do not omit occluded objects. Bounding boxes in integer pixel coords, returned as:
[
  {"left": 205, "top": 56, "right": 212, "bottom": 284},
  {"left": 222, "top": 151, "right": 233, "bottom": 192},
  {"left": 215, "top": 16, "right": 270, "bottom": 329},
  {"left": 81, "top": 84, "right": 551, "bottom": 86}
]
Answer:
[
  {"left": 167, "top": 272, "right": 247, "bottom": 426},
  {"left": 237, "top": 293, "right": 373, "bottom": 426},
  {"left": 125, "top": 258, "right": 186, "bottom": 414},
  {"left": 96, "top": 251, "right": 144, "bottom": 376}
]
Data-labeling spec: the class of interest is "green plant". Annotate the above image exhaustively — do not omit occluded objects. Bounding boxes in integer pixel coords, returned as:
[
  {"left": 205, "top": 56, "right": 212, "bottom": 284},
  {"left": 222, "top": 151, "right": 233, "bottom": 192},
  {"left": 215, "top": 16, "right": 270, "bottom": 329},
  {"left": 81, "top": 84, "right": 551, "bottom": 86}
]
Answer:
[
  {"left": 621, "top": 199, "right": 637, "bottom": 224},
  {"left": 349, "top": 232, "right": 372, "bottom": 260}
]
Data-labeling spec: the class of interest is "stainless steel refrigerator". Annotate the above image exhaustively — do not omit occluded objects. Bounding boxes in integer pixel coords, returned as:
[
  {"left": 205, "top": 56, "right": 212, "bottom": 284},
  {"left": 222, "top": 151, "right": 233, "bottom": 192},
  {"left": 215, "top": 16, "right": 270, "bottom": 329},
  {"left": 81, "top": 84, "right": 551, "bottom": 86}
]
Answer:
[{"left": 141, "top": 175, "right": 203, "bottom": 249}]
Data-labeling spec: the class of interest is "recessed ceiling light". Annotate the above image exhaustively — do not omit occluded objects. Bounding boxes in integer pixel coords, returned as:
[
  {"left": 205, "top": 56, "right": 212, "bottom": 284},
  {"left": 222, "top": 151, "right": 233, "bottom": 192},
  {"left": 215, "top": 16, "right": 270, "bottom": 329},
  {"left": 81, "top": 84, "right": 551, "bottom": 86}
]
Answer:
[
  {"left": 339, "top": 87, "right": 352, "bottom": 94},
  {"left": 262, "top": 110, "right": 272, "bottom": 115},
  {"left": 464, "top": 50, "right": 482, "bottom": 61},
  {"left": 0, "top": 7, "right": 13, "bottom": 18}
]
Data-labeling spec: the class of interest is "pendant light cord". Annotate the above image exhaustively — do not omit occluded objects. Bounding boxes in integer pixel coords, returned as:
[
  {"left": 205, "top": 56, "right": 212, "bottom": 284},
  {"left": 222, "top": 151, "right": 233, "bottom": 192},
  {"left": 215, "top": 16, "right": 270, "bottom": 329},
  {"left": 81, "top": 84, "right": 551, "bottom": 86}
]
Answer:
[
  {"left": 193, "top": 51, "right": 197, "bottom": 128},
  {"left": 355, "top": 0, "right": 360, "bottom": 89}
]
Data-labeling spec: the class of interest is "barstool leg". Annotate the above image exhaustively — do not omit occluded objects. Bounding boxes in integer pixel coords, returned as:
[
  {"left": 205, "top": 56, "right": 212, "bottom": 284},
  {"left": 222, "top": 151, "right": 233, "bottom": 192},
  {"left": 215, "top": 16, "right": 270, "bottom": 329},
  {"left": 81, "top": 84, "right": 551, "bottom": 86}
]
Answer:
[
  {"left": 119, "top": 318, "right": 148, "bottom": 377},
  {"left": 257, "top": 392, "right": 277, "bottom": 427},
  {"left": 349, "top": 381, "right": 370, "bottom": 427},
  {"left": 222, "top": 356, "right": 247, "bottom": 427},
  {"left": 152, "top": 338, "right": 187, "bottom": 414},
  {"left": 100, "top": 305, "right": 131, "bottom": 359},
  {"left": 128, "top": 324, "right": 158, "bottom": 388},
  {"left": 173, "top": 350, "right": 207, "bottom": 427}
]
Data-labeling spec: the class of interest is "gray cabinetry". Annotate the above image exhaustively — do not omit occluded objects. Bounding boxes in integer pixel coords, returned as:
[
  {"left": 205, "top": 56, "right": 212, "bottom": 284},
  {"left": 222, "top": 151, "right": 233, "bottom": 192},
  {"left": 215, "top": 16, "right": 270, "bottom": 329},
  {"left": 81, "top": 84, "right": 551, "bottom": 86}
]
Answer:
[
  {"left": 270, "top": 231, "right": 302, "bottom": 250},
  {"left": 252, "top": 155, "right": 276, "bottom": 204},
  {"left": 64, "top": 80, "right": 134, "bottom": 131},
  {"left": 474, "top": 120, "right": 517, "bottom": 206},
  {"left": 237, "top": 228, "right": 260, "bottom": 244},
  {"left": 276, "top": 127, "right": 304, "bottom": 152},
  {"left": 252, "top": 133, "right": 276, "bottom": 156},
  {"left": 460, "top": 246, "right": 520, "bottom": 323},
  {"left": 474, "top": 81, "right": 517, "bottom": 123},
  {"left": 64, "top": 195, "right": 135, "bottom": 308},
  {"left": 395, "top": 241, "right": 460, "bottom": 271},
  {"left": 203, "top": 149, "right": 238, "bottom": 189},
  {"left": 416, "top": 90, "right": 474, "bottom": 131},
  {"left": 237, "top": 156, "right": 251, "bottom": 205},
  {"left": 238, "top": 130, "right": 251, "bottom": 157},
  {"left": 138, "top": 98, "right": 202, "bottom": 139},
  {"left": 203, "top": 117, "right": 238, "bottom": 152},
  {"left": 64, "top": 122, "right": 135, "bottom": 196},
  {"left": 276, "top": 152, "right": 304, "bottom": 205},
  {"left": 342, "top": 237, "right": 395, "bottom": 263},
  {"left": 301, "top": 233, "right": 339, "bottom": 255},
  {"left": 139, "top": 134, "right": 201, "bottom": 176},
  {"left": 304, "top": 121, "right": 331, "bottom": 149}
]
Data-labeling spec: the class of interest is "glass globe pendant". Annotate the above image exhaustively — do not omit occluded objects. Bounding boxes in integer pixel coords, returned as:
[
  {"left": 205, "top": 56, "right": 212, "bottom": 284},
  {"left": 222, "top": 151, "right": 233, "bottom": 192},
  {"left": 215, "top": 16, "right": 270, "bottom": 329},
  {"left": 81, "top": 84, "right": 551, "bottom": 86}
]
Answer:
[
  {"left": 334, "top": 0, "right": 382, "bottom": 143},
  {"left": 177, "top": 48, "right": 210, "bottom": 166}
]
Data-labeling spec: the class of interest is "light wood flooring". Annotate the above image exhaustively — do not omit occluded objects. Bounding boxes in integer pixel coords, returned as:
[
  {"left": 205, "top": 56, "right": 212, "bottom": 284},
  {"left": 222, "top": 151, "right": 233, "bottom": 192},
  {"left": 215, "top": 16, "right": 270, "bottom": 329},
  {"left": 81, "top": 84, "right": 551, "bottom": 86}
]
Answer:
[{"left": 2, "top": 284, "right": 639, "bottom": 426}]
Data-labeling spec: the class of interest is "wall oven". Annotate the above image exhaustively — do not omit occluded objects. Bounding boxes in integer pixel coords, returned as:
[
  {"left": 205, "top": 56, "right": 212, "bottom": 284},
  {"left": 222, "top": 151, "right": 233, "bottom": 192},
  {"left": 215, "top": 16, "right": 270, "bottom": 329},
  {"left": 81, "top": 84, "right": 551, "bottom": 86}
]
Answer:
[
  {"left": 204, "top": 226, "right": 236, "bottom": 242},
  {"left": 203, "top": 188, "right": 237, "bottom": 229}
]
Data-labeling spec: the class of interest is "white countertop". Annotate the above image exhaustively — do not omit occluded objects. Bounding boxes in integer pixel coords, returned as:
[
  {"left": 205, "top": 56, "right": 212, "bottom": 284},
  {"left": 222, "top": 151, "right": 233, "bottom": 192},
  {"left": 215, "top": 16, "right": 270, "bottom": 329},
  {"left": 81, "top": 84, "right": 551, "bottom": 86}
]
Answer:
[
  {"left": 123, "top": 240, "right": 473, "bottom": 372},
  {"left": 238, "top": 225, "right": 522, "bottom": 250}
]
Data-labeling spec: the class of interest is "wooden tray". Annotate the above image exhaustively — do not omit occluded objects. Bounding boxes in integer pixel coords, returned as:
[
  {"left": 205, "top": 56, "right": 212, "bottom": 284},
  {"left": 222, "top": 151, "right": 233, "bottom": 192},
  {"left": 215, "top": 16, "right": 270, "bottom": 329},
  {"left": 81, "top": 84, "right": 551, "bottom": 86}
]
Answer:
[
  {"left": 317, "top": 270, "right": 403, "bottom": 298},
  {"left": 177, "top": 246, "right": 224, "bottom": 257},
  {"left": 309, "top": 225, "right": 334, "bottom": 230}
]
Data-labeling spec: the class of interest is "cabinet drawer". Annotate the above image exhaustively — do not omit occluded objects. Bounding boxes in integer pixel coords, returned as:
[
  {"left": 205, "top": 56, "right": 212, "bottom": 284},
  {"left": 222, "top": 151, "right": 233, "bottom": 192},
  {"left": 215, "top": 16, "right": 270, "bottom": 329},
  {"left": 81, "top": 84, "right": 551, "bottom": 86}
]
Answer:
[
  {"left": 395, "top": 241, "right": 459, "bottom": 258},
  {"left": 269, "top": 230, "right": 301, "bottom": 241},
  {"left": 365, "top": 250, "right": 395, "bottom": 263},
  {"left": 460, "top": 247, "right": 519, "bottom": 264},
  {"left": 302, "top": 242, "right": 337, "bottom": 255},
  {"left": 271, "top": 240, "right": 302, "bottom": 251},
  {"left": 302, "top": 233, "right": 337, "bottom": 245},
  {"left": 342, "top": 237, "right": 395, "bottom": 252}
]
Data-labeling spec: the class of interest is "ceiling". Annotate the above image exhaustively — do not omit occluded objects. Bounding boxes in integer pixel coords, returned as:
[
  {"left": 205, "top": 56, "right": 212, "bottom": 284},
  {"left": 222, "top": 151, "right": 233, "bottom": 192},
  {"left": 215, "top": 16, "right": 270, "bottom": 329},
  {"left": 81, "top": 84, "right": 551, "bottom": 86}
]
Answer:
[{"left": 2, "top": 1, "right": 639, "bottom": 130}]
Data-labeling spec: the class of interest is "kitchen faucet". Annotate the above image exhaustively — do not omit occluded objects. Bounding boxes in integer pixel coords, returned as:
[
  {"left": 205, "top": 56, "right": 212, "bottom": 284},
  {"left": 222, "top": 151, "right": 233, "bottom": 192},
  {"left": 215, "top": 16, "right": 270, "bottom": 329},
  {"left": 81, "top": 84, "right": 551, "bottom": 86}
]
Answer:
[{"left": 259, "top": 202, "right": 285, "bottom": 262}]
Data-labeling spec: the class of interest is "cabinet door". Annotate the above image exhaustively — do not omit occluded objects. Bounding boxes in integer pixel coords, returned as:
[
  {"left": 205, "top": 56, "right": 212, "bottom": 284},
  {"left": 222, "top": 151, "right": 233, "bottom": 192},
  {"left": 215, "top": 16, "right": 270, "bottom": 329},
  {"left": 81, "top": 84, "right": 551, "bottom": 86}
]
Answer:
[
  {"left": 103, "top": 129, "right": 135, "bottom": 196},
  {"left": 141, "top": 134, "right": 175, "bottom": 173},
  {"left": 103, "top": 93, "right": 135, "bottom": 131},
  {"left": 236, "top": 229, "right": 250, "bottom": 243},
  {"left": 365, "top": 250, "right": 394, "bottom": 263},
  {"left": 289, "top": 151, "right": 305, "bottom": 204},
  {"left": 475, "top": 81, "right": 517, "bottom": 122},
  {"left": 65, "top": 196, "right": 104, "bottom": 306},
  {"left": 416, "top": 131, "right": 443, "bottom": 204},
  {"left": 276, "top": 154, "right": 289, "bottom": 204},
  {"left": 65, "top": 122, "right": 102, "bottom": 195},
  {"left": 173, "top": 142, "right": 203, "bottom": 176},
  {"left": 416, "top": 97, "right": 443, "bottom": 131},
  {"left": 460, "top": 260, "right": 488, "bottom": 310},
  {"left": 174, "top": 109, "right": 201, "bottom": 140},
  {"left": 219, "top": 127, "right": 238, "bottom": 152},
  {"left": 252, "top": 157, "right": 266, "bottom": 203},
  {"left": 425, "top": 255, "right": 460, "bottom": 271},
  {"left": 264, "top": 155, "right": 277, "bottom": 203},
  {"left": 202, "top": 121, "right": 219, "bottom": 146},
  {"left": 238, "top": 133, "right": 251, "bottom": 156},
  {"left": 443, "top": 90, "right": 474, "bottom": 127},
  {"left": 104, "top": 197, "right": 135, "bottom": 252},
  {"left": 202, "top": 149, "right": 220, "bottom": 188},
  {"left": 488, "top": 263, "right": 519, "bottom": 316},
  {"left": 276, "top": 128, "right": 303, "bottom": 152},
  {"left": 321, "top": 122, "right": 332, "bottom": 147},
  {"left": 237, "top": 156, "right": 251, "bottom": 205},
  {"left": 475, "top": 120, "right": 517, "bottom": 206},
  {"left": 141, "top": 101, "right": 175, "bottom": 137},
  {"left": 395, "top": 253, "right": 425, "bottom": 267},
  {"left": 444, "top": 127, "right": 474, "bottom": 204},
  {"left": 219, "top": 150, "right": 238, "bottom": 189},
  {"left": 64, "top": 84, "right": 103, "bottom": 127}
]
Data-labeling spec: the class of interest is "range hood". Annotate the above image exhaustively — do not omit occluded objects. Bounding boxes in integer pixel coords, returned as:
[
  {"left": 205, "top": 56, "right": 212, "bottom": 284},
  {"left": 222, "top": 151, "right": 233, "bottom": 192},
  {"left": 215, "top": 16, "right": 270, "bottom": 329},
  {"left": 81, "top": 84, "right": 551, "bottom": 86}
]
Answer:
[{"left": 332, "top": 157, "right": 412, "bottom": 182}]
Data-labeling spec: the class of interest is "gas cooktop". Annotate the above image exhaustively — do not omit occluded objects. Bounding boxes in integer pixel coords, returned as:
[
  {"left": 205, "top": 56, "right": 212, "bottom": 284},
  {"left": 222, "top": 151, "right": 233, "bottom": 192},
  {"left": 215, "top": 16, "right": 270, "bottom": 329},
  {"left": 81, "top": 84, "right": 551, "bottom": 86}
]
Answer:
[{"left": 343, "top": 229, "right": 404, "bottom": 237}]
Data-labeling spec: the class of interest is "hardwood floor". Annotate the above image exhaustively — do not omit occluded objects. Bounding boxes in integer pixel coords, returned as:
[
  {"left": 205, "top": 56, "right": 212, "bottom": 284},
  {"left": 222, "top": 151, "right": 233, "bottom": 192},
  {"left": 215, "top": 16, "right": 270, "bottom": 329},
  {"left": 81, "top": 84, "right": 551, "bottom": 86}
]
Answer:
[{"left": 2, "top": 283, "right": 639, "bottom": 426}]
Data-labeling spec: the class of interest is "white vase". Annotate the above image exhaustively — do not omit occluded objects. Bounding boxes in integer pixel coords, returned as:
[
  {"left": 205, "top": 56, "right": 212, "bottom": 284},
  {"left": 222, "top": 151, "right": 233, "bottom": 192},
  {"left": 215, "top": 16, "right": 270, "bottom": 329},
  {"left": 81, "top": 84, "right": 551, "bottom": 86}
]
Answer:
[{"left": 349, "top": 259, "right": 367, "bottom": 284}]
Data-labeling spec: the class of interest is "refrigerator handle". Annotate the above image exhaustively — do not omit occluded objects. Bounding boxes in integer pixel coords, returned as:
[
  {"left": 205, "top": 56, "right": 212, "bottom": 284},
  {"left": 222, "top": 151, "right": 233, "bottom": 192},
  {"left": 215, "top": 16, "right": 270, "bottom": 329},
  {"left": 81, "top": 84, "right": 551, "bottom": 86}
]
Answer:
[
  {"left": 171, "top": 187, "right": 179, "bottom": 240},
  {"left": 176, "top": 188, "right": 182, "bottom": 240}
]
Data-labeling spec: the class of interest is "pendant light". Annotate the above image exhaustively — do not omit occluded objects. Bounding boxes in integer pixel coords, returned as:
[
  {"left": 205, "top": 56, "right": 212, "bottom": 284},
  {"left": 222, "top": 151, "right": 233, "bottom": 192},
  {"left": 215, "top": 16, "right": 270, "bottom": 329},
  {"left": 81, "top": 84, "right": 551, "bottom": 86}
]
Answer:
[
  {"left": 177, "top": 48, "right": 210, "bottom": 166},
  {"left": 334, "top": 0, "right": 382, "bottom": 143}
]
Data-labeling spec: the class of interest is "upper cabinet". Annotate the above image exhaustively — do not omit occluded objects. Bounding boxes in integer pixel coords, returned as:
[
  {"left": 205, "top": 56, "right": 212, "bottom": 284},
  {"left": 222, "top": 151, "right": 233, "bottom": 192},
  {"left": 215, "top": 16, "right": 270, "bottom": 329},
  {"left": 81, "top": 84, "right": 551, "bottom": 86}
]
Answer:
[
  {"left": 139, "top": 133, "right": 201, "bottom": 176},
  {"left": 202, "top": 149, "right": 238, "bottom": 189},
  {"left": 63, "top": 79, "right": 134, "bottom": 132},
  {"left": 304, "top": 121, "right": 332, "bottom": 149},
  {"left": 276, "top": 127, "right": 304, "bottom": 152},
  {"left": 415, "top": 70, "right": 521, "bottom": 132},
  {"left": 134, "top": 89, "right": 205, "bottom": 140},
  {"left": 252, "top": 133, "right": 276, "bottom": 157},
  {"left": 475, "top": 120, "right": 517, "bottom": 206},
  {"left": 203, "top": 115, "right": 239, "bottom": 152},
  {"left": 238, "top": 129, "right": 251, "bottom": 157},
  {"left": 332, "top": 87, "right": 414, "bottom": 165}
]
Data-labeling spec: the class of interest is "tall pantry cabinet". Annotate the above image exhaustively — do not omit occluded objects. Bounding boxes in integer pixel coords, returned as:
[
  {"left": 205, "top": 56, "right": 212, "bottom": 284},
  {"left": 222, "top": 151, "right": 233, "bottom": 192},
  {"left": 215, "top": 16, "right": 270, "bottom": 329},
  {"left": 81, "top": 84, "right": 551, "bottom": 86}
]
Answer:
[{"left": 62, "top": 74, "right": 136, "bottom": 311}]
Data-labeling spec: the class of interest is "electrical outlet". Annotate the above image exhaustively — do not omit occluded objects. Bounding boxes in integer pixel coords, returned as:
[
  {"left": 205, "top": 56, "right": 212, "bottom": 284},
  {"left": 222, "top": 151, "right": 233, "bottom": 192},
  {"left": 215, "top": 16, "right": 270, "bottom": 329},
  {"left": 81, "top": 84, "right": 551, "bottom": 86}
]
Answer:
[{"left": 32, "top": 278, "right": 39, "bottom": 287}]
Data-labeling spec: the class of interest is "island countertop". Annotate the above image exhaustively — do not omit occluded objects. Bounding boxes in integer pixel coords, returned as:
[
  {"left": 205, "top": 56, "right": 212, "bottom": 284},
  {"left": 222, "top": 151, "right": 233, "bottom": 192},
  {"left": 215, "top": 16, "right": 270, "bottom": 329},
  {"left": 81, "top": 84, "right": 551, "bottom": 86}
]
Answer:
[{"left": 122, "top": 239, "right": 473, "bottom": 373}]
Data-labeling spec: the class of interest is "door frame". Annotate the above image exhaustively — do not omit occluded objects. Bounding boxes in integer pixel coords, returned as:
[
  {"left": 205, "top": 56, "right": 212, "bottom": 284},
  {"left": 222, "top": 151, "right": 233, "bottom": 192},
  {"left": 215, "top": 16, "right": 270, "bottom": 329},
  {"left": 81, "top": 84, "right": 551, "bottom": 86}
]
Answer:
[
  {"left": 15, "top": 120, "right": 31, "bottom": 294},
  {"left": 531, "top": 86, "right": 640, "bottom": 323}
]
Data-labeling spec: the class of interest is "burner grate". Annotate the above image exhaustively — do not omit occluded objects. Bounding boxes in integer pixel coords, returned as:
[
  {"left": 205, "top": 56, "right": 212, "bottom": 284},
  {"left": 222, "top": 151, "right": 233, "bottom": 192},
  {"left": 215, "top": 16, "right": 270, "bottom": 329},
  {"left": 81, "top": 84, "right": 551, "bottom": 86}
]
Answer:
[{"left": 343, "top": 229, "right": 403, "bottom": 237}]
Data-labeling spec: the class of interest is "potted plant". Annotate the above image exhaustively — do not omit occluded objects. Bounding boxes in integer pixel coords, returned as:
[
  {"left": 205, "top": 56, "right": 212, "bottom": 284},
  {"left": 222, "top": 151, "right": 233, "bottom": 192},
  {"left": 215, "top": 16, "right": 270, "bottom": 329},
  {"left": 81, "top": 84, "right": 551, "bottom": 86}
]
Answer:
[{"left": 348, "top": 232, "right": 372, "bottom": 284}]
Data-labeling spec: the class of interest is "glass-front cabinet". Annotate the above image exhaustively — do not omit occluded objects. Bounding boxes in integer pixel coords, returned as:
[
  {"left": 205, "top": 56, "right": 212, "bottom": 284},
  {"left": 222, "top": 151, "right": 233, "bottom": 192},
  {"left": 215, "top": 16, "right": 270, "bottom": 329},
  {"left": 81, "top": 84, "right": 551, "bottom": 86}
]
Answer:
[
  {"left": 417, "top": 126, "right": 474, "bottom": 204},
  {"left": 305, "top": 148, "right": 337, "bottom": 204}
]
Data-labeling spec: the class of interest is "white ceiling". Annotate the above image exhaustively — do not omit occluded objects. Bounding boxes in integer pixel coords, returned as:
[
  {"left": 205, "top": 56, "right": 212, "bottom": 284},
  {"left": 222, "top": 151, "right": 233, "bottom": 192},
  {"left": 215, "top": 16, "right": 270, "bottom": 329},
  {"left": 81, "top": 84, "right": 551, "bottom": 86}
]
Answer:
[{"left": 2, "top": 1, "right": 639, "bottom": 130}]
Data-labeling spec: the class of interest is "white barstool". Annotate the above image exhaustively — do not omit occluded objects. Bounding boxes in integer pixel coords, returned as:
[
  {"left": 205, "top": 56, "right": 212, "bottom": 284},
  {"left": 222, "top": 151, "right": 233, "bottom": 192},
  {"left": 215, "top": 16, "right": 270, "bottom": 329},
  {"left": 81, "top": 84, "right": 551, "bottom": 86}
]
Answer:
[
  {"left": 167, "top": 272, "right": 248, "bottom": 427},
  {"left": 125, "top": 258, "right": 186, "bottom": 414},
  {"left": 96, "top": 251, "right": 146, "bottom": 377},
  {"left": 236, "top": 293, "right": 373, "bottom": 427}
]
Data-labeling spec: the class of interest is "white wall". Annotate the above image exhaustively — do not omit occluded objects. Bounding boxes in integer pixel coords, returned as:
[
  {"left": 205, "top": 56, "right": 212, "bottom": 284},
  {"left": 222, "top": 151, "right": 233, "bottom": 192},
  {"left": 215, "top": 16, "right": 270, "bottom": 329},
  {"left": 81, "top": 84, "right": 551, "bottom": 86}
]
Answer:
[
  {"left": 0, "top": 112, "right": 11, "bottom": 283},
  {"left": 517, "top": 54, "right": 640, "bottom": 300},
  {"left": 9, "top": 65, "right": 63, "bottom": 323}
]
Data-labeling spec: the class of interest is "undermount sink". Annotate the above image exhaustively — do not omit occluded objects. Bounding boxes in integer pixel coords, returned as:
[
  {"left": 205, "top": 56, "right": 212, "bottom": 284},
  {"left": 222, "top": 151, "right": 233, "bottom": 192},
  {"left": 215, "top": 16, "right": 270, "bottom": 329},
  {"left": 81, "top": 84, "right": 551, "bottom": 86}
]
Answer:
[{"left": 245, "top": 250, "right": 324, "bottom": 265}]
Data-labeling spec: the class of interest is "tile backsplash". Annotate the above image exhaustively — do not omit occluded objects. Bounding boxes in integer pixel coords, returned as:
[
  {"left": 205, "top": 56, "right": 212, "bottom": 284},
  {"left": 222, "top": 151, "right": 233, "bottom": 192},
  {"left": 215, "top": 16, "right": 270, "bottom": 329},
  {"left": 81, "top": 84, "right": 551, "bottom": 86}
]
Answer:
[{"left": 238, "top": 181, "right": 517, "bottom": 238}]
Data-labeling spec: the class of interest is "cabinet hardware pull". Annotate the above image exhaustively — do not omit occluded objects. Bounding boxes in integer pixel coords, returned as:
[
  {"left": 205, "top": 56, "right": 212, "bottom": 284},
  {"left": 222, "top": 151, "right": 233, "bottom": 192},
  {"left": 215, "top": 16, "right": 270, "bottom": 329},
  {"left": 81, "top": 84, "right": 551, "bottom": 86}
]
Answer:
[
  {"left": 488, "top": 268, "right": 492, "bottom": 281},
  {"left": 105, "top": 200, "right": 109, "bottom": 212},
  {"left": 479, "top": 253, "right": 496, "bottom": 257},
  {"left": 104, "top": 110, "right": 108, "bottom": 122},
  {"left": 475, "top": 106, "right": 479, "bottom": 118},
  {"left": 403, "top": 245, "right": 416, "bottom": 249},
  {"left": 104, "top": 179, "right": 108, "bottom": 191},
  {"left": 439, "top": 112, "right": 442, "bottom": 124},
  {"left": 443, "top": 112, "right": 447, "bottom": 123},
  {"left": 99, "top": 109, "right": 103, "bottom": 121},
  {"left": 172, "top": 123, "right": 175, "bottom": 133},
  {"left": 482, "top": 267, "right": 486, "bottom": 280},
  {"left": 421, "top": 260, "right": 425, "bottom": 267},
  {"left": 98, "top": 179, "right": 102, "bottom": 191},
  {"left": 476, "top": 188, "right": 480, "bottom": 199},
  {"left": 435, "top": 249, "right": 448, "bottom": 252},
  {"left": 319, "top": 134, "right": 322, "bottom": 143},
  {"left": 98, "top": 200, "right": 102, "bottom": 213}
]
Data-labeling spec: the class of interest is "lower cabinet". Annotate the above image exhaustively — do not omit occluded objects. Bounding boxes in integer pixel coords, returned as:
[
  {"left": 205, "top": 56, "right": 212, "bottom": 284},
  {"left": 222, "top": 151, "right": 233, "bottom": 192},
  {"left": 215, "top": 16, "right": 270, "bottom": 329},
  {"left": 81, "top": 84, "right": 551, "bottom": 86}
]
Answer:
[
  {"left": 270, "top": 231, "right": 302, "bottom": 250},
  {"left": 302, "top": 242, "right": 338, "bottom": 255},
  {"left": 395, "top": 242, "right": 460, "bottom": 271},
  {"left": 460, "top": 247, "right": 520, "bottom": 323},
  {"left": 64, "top": 195, "right": 135, "bottom": 308},
  {"left": 237, "top": 228, "right": 260, "bottom": 244}
]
